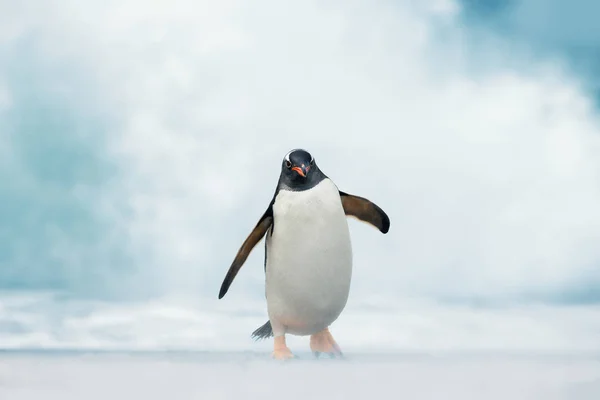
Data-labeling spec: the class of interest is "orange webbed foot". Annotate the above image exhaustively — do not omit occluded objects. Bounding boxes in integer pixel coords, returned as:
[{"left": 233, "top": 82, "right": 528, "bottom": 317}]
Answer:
[
  {"left": 310, "top": 327, "right": 343, "bottom": 358},
  {"left": 272, "top": 335, "right": 295, "bottom": 360}
]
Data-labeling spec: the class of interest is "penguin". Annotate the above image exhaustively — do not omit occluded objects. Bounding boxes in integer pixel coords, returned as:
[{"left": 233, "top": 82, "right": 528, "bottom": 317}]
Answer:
[{"left": 218, "top": 148, "right": 390, "bottom": 360}]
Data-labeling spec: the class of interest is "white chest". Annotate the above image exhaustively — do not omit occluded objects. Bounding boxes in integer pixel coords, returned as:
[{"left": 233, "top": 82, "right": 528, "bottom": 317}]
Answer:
[
  {"left": 269, "top": 179, "right": 351, "bottom": 254},
  {"left": 265, "top": 179, "right": 353, "bottom": 333}
]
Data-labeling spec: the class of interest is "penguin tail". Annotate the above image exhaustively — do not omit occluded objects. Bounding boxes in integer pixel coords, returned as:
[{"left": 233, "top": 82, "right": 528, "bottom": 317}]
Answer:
[{"left": 251, "top": 320, "right": 273, "bottom": 341}]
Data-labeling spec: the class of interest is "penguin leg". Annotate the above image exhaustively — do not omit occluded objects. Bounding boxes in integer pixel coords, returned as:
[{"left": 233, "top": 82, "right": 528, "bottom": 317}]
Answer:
[
  {"left": 309, "top": 327, "right": 343, "bottom": 358},
  {"left": 272, "top": 335, "right": 294, "bottom": 360}
]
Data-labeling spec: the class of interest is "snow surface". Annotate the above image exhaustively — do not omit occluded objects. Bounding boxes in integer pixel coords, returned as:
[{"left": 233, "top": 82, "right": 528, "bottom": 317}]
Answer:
[{"left": 0, "top": 351, "right": 598, "bottom": 400}]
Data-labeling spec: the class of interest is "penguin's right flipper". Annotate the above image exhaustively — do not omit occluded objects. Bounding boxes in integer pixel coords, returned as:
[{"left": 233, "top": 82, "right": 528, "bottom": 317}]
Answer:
[
  {"left": 218, "top": 205, "right": 273, "bottom": 299},
  {"left": 339, "top": 191, "right": 390, "bottom": 234}
]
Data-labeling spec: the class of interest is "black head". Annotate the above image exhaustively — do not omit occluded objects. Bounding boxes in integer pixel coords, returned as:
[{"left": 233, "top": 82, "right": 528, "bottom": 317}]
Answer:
[{"left": 277, "top": 148, "right": 326, "bottom": 191}]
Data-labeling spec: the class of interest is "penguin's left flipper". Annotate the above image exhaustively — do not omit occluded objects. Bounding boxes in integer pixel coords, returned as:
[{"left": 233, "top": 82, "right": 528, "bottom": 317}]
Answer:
[
  {"left": 218, "top": 205, "right": 273, "bottom": 299},
  {"left": 339, "top": 191, "right": 390, "bottom": 234}
]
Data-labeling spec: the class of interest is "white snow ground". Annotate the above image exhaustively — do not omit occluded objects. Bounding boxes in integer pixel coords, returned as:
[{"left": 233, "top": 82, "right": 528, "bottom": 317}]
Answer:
[{"left": 0, "top": 352, "right": 598, "bottom": 400}]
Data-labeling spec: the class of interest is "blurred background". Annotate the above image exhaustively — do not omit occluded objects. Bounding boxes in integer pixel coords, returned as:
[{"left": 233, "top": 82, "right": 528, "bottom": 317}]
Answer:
[{"left": 1, "top": 0, "right": 599, "bottom": 353}]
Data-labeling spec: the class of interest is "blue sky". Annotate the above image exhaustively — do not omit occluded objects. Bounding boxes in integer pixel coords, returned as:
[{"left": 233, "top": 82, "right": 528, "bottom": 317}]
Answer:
[
  {"left": 460, "top": 0, "right": 600, "bottom": 99},
  {"left": 0, "top": 0, "right": 599, "bottom": 351}
]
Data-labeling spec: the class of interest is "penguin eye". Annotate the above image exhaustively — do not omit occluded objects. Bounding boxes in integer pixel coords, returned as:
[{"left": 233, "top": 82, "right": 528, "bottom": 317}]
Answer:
[{"left": 285, "top": 160, "right": 292, "bottom": 168}]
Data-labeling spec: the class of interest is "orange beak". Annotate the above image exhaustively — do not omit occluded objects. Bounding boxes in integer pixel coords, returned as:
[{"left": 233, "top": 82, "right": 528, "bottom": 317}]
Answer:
[{"left": 291, "top": 166, "right": 306, "bottom": 177}]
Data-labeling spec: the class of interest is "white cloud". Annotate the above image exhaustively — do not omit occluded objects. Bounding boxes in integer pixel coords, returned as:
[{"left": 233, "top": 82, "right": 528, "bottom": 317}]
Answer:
[
  {"left": 98, "top": 0, "right": 600, "bottom": 301},
  {"left": 1, "top": 0, "right": 600, "bottom": 350}
]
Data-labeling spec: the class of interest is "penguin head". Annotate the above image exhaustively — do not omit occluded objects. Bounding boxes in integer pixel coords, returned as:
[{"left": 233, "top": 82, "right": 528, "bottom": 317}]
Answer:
[
  {"left": 282, "top": 149, "right": 314, "bottom": 179},
  {"left": 278, "top": 148, "right": 326, "bottom": 190}
]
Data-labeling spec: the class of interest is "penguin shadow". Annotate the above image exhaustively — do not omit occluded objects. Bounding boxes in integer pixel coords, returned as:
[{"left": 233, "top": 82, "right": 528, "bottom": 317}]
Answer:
[{"left": 270, "top": 351, "right": 351, "bottom": 364}]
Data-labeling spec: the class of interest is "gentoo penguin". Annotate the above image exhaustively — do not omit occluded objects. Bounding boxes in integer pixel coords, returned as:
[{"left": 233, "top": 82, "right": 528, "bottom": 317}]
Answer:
[{"left": 218, "top": 148, "right": 389, "bottom": 360}]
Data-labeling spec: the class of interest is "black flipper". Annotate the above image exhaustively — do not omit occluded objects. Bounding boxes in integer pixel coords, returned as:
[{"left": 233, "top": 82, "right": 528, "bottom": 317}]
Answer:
[
  {"left": 251, "top": 320, "right": 273, "bottom": 340},
  {"left": 339, "top": 191, "right": 390, "bottom": 233},
  {"left": 218, "top": 205, "right": 273, "bottom": 299}
]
